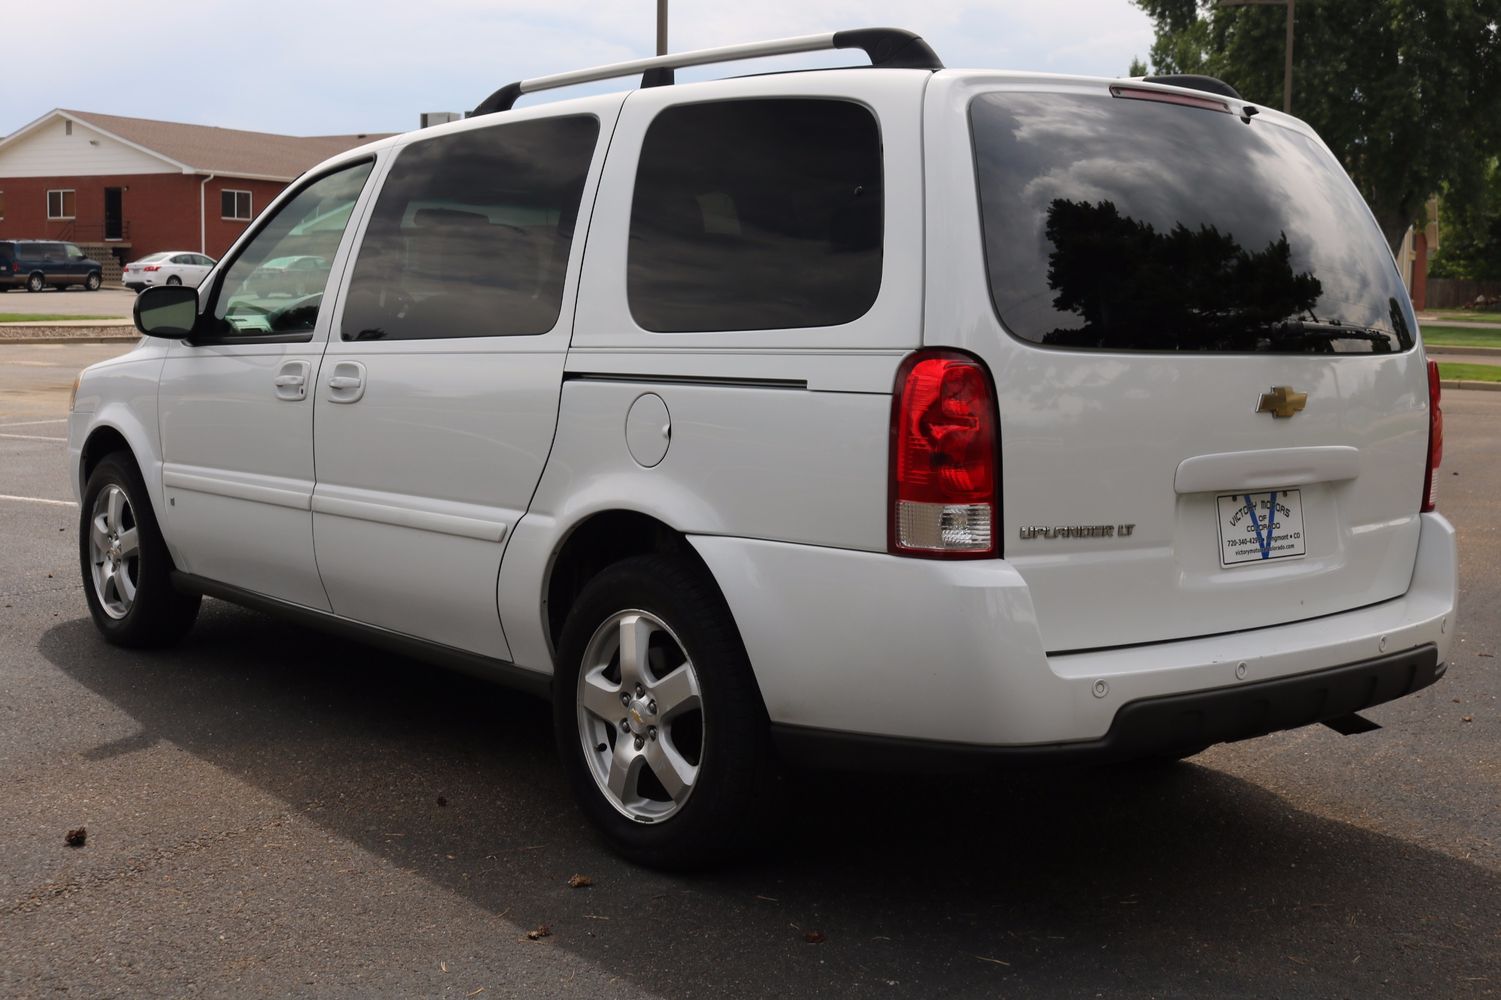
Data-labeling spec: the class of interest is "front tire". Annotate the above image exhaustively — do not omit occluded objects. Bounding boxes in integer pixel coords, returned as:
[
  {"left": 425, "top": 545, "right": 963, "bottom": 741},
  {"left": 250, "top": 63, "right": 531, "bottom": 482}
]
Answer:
[
  {"left": 554, "top": 554, "right": 773, "bottom": 869},
  {"left": 85, "top": 272, "right": 102, "bottom": 291},
  {"left": 79, "top": 452, "right": 200, "bottom": 647}
]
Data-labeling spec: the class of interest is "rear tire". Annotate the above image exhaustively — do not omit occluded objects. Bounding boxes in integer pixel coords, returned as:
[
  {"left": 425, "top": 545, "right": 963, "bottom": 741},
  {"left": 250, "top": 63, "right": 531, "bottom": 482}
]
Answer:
[
  {"left": 26, "top": 272, "right": 44, "bottom": 292},
  {"left": 165, "top": 275, "right": 182, "bottom": 286},
  {"left": 554, "top": 554, "right": 774, "bottom": 869},
  {"left": 79, "top": 452, "right": 201, "bottom": 647}
]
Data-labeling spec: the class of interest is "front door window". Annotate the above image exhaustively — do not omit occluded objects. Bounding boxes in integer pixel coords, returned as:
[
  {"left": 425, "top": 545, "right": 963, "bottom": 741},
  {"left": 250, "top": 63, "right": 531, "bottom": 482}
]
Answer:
[{"left": 205, "top": 161, "right": 374, "bottom": 338}]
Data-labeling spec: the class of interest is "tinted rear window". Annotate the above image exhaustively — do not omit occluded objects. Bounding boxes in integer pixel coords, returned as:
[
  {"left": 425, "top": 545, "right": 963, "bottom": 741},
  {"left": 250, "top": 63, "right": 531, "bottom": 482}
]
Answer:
[
  {"left": 628, "top": 98, "right": 882, "bottom": 333},
  {"left": 971, "top": 91, "right": 1414, "bottom": 353}
]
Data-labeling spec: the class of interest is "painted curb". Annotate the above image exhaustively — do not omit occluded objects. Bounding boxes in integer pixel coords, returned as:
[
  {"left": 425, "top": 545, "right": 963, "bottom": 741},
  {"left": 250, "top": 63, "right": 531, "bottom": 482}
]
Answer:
[{"left": 1440, "top": 379, "right": 1501, "bottom": 392}]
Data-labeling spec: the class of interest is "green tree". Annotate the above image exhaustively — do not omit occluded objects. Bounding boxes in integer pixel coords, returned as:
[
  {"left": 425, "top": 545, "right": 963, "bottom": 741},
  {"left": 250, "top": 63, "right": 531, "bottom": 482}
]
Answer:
[
  {"left": 1130, "top": 0, "right": 1501, "bottom": 254},
  {"left": 1429, "top": 158, "right": 1501, "bottom": 280}
]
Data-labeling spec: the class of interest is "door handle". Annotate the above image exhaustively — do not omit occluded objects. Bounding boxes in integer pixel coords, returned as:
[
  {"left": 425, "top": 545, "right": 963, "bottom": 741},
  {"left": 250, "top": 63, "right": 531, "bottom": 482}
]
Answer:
[
  {"left": 327, "top": 361, "right": 367, "bottom": 404},
  {"left": 274, "top": 360, "right": 310, "bottom": 401}
]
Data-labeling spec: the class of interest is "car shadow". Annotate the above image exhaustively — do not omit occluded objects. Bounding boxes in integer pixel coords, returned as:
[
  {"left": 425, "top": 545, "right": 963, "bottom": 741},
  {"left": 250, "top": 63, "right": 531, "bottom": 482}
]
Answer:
[{"left": 39, "top": 604, "right": 1501, "bottom": 998}]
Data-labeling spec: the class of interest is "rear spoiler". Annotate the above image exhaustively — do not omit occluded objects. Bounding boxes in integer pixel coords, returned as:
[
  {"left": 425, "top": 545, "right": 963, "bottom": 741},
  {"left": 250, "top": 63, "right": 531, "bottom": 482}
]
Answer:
[{"left": 1139, "top": 74, "right": 1243, "bottom": 99}]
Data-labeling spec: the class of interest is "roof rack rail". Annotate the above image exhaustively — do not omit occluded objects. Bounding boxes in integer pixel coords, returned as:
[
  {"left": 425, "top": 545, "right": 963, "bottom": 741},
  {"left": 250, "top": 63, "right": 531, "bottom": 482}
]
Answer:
[
  {"left": 470, "top": 27, "right": 943, "bottom": 116},
  {"left": 1141, "top": 74, "right": 1243, "bottom": 100}
]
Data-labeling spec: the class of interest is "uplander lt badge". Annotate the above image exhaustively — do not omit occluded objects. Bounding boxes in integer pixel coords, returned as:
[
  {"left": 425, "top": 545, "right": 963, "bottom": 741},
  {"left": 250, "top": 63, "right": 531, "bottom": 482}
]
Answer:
[{"left": 1019, "top": 524, "right": 1135, "bottom": 540}]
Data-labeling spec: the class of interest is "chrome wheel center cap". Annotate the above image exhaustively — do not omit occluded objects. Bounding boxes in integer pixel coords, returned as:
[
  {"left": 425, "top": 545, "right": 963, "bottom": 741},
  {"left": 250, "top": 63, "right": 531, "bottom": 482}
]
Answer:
[{"left": 626, "top": 698, "right": 653, "bottom": 736}]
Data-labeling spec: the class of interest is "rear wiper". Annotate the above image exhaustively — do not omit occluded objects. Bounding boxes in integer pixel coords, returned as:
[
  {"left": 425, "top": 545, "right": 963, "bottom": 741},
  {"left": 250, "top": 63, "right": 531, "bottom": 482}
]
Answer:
[{"left": 1257, "top": 319, "right": 1393, "bottom": 350}]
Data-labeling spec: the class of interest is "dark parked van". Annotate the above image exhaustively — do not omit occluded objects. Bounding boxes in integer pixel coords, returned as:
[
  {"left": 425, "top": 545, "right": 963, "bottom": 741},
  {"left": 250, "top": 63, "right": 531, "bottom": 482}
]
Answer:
[{"left": 0, "top": 240, "right": 104, "bottom": 292}]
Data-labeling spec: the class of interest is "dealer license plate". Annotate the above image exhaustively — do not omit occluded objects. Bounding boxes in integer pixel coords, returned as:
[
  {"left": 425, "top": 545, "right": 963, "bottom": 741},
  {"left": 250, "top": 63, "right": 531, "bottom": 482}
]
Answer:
[{"left": 1216, "top": 489, "right": 1307, "bottom": 567}]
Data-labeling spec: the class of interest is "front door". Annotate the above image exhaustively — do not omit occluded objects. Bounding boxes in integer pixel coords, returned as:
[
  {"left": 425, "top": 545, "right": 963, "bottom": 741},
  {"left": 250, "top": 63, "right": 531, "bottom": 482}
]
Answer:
[
  {"left": 311, "top": 103, "right": 616, "bottom": 658},
  {"left": 157, "top": 160, "right": 377, "bottom": 609},
  {"left": 104, "top": 188, "right": 123, "bottom": 241}
]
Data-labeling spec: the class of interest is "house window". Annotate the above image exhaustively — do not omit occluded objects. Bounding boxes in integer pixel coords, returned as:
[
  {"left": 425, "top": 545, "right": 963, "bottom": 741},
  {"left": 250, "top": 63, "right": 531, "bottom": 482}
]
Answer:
[
  {"left": 47, "top": 190, "right": 75, "bottom": 220},
  {"left": 221, "top": 190, "right": 253, "bottom": 221}
]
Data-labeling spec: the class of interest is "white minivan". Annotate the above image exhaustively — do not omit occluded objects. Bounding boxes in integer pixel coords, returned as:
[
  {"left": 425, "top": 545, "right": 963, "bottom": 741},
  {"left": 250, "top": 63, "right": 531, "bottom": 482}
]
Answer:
[{"left": 69, "top": 29, "right": 1456, "bottom": 867}]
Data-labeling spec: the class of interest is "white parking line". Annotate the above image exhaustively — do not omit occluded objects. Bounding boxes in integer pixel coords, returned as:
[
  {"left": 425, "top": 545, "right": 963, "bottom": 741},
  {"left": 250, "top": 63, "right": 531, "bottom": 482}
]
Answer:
[
  {"left": 0, "top": 493, "right": 76, "bottom": 507},
  {"left": 0, "top": 418, "right": 68, "bottom": 427},
  {"left": 0, "top": 432, "right": 66, "bottom": 442}
]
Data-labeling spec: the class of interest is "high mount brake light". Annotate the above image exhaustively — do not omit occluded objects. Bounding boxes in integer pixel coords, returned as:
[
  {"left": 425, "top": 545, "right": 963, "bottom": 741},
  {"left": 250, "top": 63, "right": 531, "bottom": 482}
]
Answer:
[
  {"left": 889, "top": 350, "right": 1000, "bottom": 558},
  {"left": 1422, "top": 359, "right": 1443, "bottom": 513},
  {"left": 1109, "top": 85, "right": 1231, "bottom": 115}
]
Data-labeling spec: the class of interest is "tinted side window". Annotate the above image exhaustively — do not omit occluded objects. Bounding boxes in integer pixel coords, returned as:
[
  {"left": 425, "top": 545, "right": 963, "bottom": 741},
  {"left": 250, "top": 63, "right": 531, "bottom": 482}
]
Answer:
[
  {"left": 627, "top": 99, "right": 882, "bottom": 333},
  {"left": 208, "top": 161, "right": 374, "bottom": 338},
  {"left": 341, "top": 115, "right": 599, "bottom": 342}
]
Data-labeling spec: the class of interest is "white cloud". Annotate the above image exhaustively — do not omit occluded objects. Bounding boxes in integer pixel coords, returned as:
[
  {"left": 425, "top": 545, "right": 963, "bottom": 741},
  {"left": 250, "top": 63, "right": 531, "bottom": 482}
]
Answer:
[{"left": 1, "top": 0, "right": 1153, "bottom": 137}]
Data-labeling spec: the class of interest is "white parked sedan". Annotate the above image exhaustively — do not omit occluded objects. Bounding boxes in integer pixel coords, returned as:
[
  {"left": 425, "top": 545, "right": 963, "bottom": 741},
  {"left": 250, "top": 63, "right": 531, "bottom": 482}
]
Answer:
[{"left": 122, "top": 251, "right": 215, "bottom": 291}]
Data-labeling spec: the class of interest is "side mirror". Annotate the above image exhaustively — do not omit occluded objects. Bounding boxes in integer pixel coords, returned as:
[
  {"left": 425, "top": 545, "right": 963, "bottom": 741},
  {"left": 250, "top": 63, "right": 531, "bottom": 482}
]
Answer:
[{"left": 134, "top": 283, "right": 199, "bottom": 338}]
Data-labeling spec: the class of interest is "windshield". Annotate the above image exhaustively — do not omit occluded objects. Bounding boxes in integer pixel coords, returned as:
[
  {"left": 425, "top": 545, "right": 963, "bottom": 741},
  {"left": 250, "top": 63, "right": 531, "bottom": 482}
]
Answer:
[{"left": 970, "top": 91, "right": 1415, "bottom": 354}]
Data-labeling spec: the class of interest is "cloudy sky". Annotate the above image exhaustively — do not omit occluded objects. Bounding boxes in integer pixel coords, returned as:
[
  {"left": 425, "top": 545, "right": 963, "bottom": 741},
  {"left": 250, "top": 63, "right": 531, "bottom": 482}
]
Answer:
[{"left": 3, "top": 1, "right": 1155, "bottom": 138}]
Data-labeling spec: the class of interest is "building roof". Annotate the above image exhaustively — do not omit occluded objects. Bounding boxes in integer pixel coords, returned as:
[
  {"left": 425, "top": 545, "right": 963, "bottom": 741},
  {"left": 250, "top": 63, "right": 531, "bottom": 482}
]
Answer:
[{"left": 3, "top": 109, "right": 392, "bottom": 182}]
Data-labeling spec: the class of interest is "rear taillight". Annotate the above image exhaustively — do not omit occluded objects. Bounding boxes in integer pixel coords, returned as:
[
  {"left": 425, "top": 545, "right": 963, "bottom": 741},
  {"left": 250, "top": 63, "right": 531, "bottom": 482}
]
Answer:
[
  {"left": 1421, "top": 359, "right": 1443, "bottom": 512},
  {"left": 889, "top": 350, "right": 999, "bottom": 558},
  {"left": 142, "top": 264, "right": 160, "bottom": 272}
]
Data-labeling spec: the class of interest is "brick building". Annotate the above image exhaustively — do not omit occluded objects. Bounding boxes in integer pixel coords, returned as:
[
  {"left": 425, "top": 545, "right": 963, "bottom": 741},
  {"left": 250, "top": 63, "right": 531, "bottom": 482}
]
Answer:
[{"left": 0, "top": 109, "right": 386, "bottom": 279}]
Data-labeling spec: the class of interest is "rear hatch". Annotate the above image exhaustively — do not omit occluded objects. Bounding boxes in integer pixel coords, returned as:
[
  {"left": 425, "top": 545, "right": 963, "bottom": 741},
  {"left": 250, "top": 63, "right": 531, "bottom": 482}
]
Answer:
[{"left": 968, "top": 86, "right": 1430, "bottom": 653}]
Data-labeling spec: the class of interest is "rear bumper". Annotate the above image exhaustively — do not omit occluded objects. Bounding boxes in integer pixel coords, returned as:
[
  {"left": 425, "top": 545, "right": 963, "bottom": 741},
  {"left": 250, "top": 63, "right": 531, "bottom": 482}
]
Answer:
[
  {"left": 772, "top": 644, "right": 1442, "bottom": 771},
  {"left": 690, "top": 512, "right": 1456, "bottom": 752}
]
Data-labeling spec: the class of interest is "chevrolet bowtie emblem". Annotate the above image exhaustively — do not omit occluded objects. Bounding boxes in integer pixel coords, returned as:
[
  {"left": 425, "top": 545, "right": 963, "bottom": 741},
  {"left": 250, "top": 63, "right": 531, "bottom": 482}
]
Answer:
[{"left": 1256, "top": 386, "right": 1308, "bottom": 418}]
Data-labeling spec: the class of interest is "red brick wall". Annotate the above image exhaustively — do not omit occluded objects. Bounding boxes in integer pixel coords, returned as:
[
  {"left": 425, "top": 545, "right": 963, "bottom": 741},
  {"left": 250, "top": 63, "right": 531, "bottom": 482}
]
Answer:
[{"left": 0, "top": 173, "right": 287, "bottom": 262}]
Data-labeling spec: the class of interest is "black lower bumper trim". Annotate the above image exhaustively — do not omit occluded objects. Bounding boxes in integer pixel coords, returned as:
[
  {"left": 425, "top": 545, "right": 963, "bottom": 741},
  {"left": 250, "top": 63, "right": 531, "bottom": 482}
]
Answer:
[{"left": 771, "top": 644, "right": 1443, "bottom": 773}]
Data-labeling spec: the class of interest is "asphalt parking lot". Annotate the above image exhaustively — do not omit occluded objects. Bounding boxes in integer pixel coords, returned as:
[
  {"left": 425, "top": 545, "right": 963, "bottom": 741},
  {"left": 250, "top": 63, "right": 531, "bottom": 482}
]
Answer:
[{"left": 1, "top": 342, "right": 1497, "bottom": 998}]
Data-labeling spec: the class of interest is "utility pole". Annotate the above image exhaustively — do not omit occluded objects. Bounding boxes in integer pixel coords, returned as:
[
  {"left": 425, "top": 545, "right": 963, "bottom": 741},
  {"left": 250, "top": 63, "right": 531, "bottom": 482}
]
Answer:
[
  {"left": 657, "top": 0, "right": 668, "bottom": 56},
  {"left": 1218, "top": 0, "right": 1294, "bottom": 114}
]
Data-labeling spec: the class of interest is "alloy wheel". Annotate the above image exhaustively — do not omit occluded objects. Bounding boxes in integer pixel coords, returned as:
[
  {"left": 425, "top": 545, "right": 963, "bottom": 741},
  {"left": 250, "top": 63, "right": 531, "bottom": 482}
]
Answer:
[
  {"left": 576, "top": 610, "right": 704, "bottom": 823},
  {"left": 88, "top": 484, "right": 140, "bottom": 619}
]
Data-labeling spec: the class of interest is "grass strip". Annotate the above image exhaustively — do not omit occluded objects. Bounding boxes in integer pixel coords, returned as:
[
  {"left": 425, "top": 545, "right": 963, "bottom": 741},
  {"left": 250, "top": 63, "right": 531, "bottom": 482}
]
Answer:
[
  {"left": 1427, "top": 309, "right": 1501, "bottom": 324},
  {"left": 1421, "top": 325, "right": 1501, "bottom": 348},
  {"left": 1436, "top": 362, "right": 1501, "bottom": 383}
]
